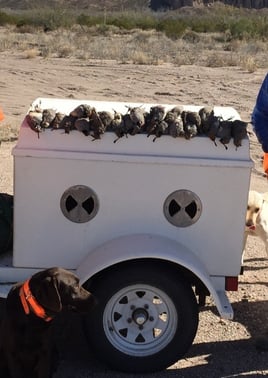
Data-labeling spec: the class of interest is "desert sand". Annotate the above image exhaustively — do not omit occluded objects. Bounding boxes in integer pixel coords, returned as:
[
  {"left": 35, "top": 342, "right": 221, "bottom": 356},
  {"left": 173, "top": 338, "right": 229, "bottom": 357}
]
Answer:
[{"left": 0, "top": 52, "right": 267, "bottom": 376}]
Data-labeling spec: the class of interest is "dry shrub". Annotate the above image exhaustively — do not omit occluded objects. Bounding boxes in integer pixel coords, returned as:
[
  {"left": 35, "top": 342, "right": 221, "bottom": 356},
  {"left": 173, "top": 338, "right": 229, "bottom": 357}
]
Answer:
[
  {"left": 240, "top": 56, "right": 258, "bottom": 73},
  {"left": 0, "top": 25, "right": 267, "bottom": 69},
  {"left": 24, "top": 48, "right": 39, "bottom": 59},
  {"left": 0, "top": 123, "right": 19, "bottom": 142},
  {"left": 133, "top": 29, "right": 158, "bottom": 44},
  {"left": 57, "top": 45, "right": 74, "bottom": 58},
  {"left": 206, "top": 52, "right": 239, "bottom": 67},
  {"left": 182, "top": 29, "right": 201, "bottom": 44},
  {"left": 131, "top": 50, "right": 160, "bottom": 65},
  {"left": 16, "top": 25, "right": 38, "bottom": 34},
  {"left": 173, "top": 51, "right": 197, "bottom": 66},
  {"left": 0, "top": 27, "right": 18, "bottom": 51},
  {"left": 39, "top": 45, "right": 52, "bottom": 58}
]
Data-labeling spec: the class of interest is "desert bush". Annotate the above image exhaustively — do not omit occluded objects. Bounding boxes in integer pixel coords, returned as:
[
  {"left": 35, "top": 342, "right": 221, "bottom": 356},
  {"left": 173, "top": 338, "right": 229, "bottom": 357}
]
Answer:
[
  {"left": 24, "top": 48, "right": 39, "bottom": 59},
  {"left": 0, "top": 5, "right": 268, "bottom": 42},
  {"left": 39, "top": 45, "right": 52, "bottom": 58},
  {"left": 0, "top": 5, "right": 267, "bottom": 70},
  {"left": 57, "top": 45, "right": 74, "bottom": 58},
  {"left": 206, "top": 52, "right": 239, "bottom": 67},
  {"left": 156, "top": 18, "right": 186, "bottom": 39},
  {"left": 131, "top": 50, "right": 157, "bottom": 65},
  {"left": 0, "top": 11, "right": 16, "bottom": 26},
  {"left": 182, "top": 29, "right": 201, "bottom": 43},
  {"left": 240, "top": 56, "right": 258, "bottom": 73},
  {"left": 76, "top": 14, "right": 104, "bottom": 28},
  {"left": 0, "top": 123, "right": 18, "bottom": 142}
]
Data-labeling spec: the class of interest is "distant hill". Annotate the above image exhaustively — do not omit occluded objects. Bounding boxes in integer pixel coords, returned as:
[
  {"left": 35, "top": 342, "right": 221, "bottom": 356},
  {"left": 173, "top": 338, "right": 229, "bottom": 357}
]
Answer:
[
  {"left": 0, "top": 0, "right": 149, "bottom": 11},
  {"left": 0, "top": 0, "right": 267, "bottom": 11}
]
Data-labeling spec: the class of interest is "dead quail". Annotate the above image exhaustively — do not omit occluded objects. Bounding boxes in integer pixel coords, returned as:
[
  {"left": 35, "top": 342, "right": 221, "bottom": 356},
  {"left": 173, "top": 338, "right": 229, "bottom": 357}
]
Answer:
[
  {"left": 112, "top": 113, "right": 139, "bottom": 142},
  {"left": 164, "top": 108, "right": 184, "bottom": 138},
  {"left": 183, "top": 123, "right": 198, "bottom": 140},
  {"left": 89, "top": 108, "right": 107, "bottom": 140},
  {"left": 50, "top": 112, "right": 66, "bottom": 130},
  {"left": 199, "top": 106, "right": 214, "bottom": 134},
  {"left": 122, "top": 113, "right": 137, "bottom": 137},
  {"left": 231, "top": 120, "right": 248, "bottom": 148},
  {"left": 149, "top": 105, "right": 166, "bottom": 122},
  {"left": 111, "top": 112, "right": 127, "bottom": 142},
  {"left": 181, "top": 110, "right": 202, "bottom": 134},
  {"left": 146, "top": 105, "right": 166, "bottom": 137},
  {"left": 98, "top": 111, "right": 114, "bottom": 131},
  {"left": 74, "top": 118, "right": 91, "bottom": 136},
  {"left": 112, "top": 110, "right": 123, "bottom": 126},
  {"left": 168, "top": 115, "right": 185, "bottom": 138},
  {"left": 41, "top": 108, "right": 56, "bottom": 129},
  {"left": 111, "top": 112, "right": 134, "bottom": 143},
  {"left": 151, "top": 120, "right": 169, "bottom": 142},
  {"left": 206, "top": 115, "right": 221, "bottom": 145},
  {"left": 70, "top": 104, "right": 93, "bottom": 118},
  {"left": 59, "top": 115, "right": 76, "bottom": 134},
  {"left": 26, "top": 111, "right": 43, "bottom": 137},
  {"left": 128, "top": 106, "right": 146, "bottom": 135},
  {"left": 171, "top": 106, "right": 183, "bottom": 116},
  {"left": 164, "top": 106, "right": 183, "bottom": 125},
  {"left": 217, "top": 120, "right": 232, "bottom": 149}
]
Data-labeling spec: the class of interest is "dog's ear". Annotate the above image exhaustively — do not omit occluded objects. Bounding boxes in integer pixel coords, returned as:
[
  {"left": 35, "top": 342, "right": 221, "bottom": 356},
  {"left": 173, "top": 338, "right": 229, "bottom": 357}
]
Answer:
[{"left": 36, "top": 276, "right": 62, "bottom": 313}]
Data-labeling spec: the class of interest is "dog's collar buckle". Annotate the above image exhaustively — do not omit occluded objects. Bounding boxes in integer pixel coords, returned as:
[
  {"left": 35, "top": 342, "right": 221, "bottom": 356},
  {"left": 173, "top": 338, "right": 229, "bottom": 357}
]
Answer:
[{"left": 19, "top": 279, "right": 53, "bottom": 322}]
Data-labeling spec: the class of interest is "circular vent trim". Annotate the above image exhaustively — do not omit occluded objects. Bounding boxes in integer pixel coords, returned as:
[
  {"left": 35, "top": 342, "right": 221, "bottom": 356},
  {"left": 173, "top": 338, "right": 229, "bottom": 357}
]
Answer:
[
  {"left": 60, "top": 185, "right": 99, "bottom": 223},
  {"left": 163, "top": 190, "right": 202, "bottom": 227}
]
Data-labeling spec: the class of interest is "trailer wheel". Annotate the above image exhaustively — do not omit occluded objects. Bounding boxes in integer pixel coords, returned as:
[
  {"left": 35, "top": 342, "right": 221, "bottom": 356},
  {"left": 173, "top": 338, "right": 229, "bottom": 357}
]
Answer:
[{"left": 83, "top": 263, "right": 198, "bottom": 373}]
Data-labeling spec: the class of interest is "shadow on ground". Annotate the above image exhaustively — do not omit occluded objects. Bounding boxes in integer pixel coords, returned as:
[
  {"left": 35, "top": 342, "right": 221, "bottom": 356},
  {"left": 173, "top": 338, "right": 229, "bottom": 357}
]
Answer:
[{"left": 0, "top": 297, "right": 267, "bottom": 378}]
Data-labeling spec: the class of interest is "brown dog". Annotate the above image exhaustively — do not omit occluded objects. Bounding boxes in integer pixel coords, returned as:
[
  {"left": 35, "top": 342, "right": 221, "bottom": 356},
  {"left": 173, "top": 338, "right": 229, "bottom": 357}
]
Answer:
[{"left": 0, "top": 267, "right": 95, "bottom": 378}]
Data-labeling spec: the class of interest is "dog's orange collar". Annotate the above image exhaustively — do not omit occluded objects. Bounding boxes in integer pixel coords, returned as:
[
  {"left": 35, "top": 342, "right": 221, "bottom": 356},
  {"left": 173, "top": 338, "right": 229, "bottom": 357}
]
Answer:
[{"left": 19, "top": 279, "right": 53, "bottom": 322}]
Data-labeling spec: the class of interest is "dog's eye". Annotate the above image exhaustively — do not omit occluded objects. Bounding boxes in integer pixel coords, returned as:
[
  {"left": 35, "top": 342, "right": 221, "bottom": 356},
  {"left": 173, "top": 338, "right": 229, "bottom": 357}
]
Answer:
[{"left": 255, "top": 208, "right": 260, "bottom": 213}]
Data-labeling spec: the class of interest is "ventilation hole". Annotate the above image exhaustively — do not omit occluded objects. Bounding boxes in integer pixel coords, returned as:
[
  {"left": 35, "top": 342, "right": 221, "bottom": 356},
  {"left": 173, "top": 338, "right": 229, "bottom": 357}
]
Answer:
[
  {"left": 119, "top": 328, "right": 128, "bottom": 338},
  {"left": 114, "top": 312, "right": 122, "bottom": 322},
  {"left": 135, "top": 334, "right": 145, "bottom": 343},
  {"left": 169, "top": 199, "right": 181, "bottom": 217},
  {"left": 65, "top": 195, "right": 78, "bottom": 212},
  {"left": 153, "top": 296, "right": 162, "bottom": 304},
  {"left": 119, "top": 296, "right": 128, "bottom": 304},
  {"left": 153, "top": 328, "right": 162, "bottom": 337},
  {"left": 82, "top": 197, "right": 94, "bottom": 215},
  {"left": 159, "top": 313, "right": 167, "bottom": 322},
  {"left": 136, "top": 291, "right": 145, "bottom": 298},
  {"left": 185, "top": 201, "right": 197, "bottom": 219}
]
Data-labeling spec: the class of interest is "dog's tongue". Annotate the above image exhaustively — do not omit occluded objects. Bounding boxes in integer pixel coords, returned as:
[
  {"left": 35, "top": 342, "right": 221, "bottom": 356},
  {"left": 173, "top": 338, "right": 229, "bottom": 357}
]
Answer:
[{"left": 248, "top": 225, "right": 256, "bottom": 230}]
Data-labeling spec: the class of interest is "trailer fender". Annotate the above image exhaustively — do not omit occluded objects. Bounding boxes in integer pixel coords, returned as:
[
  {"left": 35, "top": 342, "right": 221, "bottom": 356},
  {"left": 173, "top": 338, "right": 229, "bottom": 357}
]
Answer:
[{"left": 77, "top": 233, "right": 233, "bottom": 319}]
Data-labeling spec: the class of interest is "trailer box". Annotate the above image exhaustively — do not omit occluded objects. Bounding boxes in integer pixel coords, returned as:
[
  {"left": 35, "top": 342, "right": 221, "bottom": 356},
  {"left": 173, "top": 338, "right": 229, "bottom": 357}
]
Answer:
[{"left": 12, "top": 99, "right": 251, "bottom": 274}]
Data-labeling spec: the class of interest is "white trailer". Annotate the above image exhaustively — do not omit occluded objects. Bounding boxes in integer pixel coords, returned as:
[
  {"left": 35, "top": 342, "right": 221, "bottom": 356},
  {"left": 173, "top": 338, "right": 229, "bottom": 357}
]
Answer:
[{"left": 0, "top": 98, "right": 252, "bottom": 373}]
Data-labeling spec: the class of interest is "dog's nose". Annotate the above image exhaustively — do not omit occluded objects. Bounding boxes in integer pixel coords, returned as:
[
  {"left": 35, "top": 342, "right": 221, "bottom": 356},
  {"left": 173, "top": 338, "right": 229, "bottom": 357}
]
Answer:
[{"left": 246, "top": 220, "right": 253, "bottom": 227}]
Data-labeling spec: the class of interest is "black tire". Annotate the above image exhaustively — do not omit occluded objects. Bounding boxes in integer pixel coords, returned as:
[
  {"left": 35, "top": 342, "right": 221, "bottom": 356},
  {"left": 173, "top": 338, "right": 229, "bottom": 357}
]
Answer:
[
  {"left": 83, "top": 262, "right": 199, "bottom": 373},
  {"left": 0, "top": 193, "right": 13, "bottom": 254}
]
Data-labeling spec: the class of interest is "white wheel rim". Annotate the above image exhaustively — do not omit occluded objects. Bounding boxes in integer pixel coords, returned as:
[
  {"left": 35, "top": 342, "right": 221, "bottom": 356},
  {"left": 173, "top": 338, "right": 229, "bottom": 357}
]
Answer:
[{"left": 103, "top": 284, "right": 178, "bottom": 357}]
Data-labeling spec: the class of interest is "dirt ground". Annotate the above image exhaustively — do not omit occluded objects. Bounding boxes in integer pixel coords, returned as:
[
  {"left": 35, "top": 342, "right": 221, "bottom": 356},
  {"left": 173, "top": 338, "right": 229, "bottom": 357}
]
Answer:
[{"left": 0, "top": 52, "right": 267, "bottom": 377}]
